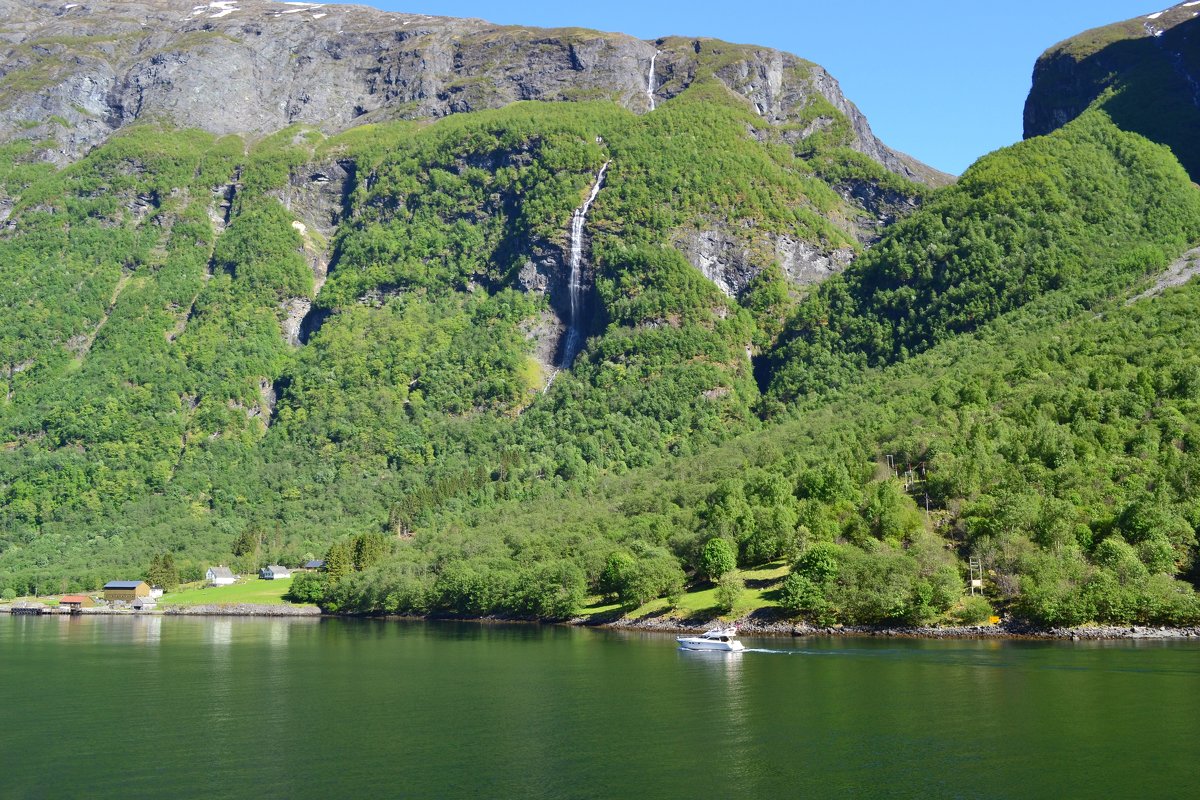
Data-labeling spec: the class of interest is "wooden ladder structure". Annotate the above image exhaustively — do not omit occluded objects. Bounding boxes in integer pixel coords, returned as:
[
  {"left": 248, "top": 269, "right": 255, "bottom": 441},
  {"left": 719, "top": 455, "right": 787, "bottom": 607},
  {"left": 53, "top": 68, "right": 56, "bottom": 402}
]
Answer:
[{"left": 968, "top": 557, "right": 984, "bottom": 596}]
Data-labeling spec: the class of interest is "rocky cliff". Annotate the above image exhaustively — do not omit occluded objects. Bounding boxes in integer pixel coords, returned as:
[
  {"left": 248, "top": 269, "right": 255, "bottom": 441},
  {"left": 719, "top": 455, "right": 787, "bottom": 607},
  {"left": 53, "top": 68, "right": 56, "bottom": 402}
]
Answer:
[
  {"left": 0, "top": 0, "right": 947, "bottom": 185},
  {"left": 1024, "top": 1, "right": 1200, "bottom": 179}
]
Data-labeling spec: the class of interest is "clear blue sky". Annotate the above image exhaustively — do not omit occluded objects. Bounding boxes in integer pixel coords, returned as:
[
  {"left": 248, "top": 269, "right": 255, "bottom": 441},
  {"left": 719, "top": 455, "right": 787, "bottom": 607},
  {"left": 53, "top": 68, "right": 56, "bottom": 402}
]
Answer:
[{"left": 347, "top": 0, "right": 1162, "bottom": 175}]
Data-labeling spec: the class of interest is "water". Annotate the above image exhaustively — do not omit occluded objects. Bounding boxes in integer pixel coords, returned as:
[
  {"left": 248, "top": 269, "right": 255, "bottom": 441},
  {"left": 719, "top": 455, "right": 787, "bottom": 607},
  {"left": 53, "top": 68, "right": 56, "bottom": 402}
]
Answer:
[
  {"left": 559, "top": 161, "right": 609, "bottom": 368},
  {"left": 647, "top": 51, "right": 659, "bottom": 111},
  {"left": 2, "top": 616, "right": 1199, "bottom": 799}
]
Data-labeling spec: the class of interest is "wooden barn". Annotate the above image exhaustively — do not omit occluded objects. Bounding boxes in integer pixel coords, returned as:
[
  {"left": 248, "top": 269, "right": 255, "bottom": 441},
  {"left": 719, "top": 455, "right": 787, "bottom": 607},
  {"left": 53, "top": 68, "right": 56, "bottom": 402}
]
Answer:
[{"left": 103, "top": 581, "right": 150, "bottom": 603}]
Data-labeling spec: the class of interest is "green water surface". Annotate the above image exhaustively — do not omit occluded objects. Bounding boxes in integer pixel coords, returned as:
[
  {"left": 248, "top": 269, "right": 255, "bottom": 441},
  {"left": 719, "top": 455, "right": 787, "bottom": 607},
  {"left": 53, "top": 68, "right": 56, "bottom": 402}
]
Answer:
[{"left": 1, "top": 616, "right": 1197, "bottom": 799}]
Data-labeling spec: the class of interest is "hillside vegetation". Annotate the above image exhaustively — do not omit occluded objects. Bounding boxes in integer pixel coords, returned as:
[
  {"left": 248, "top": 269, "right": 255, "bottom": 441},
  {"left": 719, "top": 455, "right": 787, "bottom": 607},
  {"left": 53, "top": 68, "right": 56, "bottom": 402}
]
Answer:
[
  {"left": 0, "top": 75, "right": 920, "bottom": 594},
  {"left": 321, "top": 110, "right": 1200, "bottom": 627},
  {"left": 2, "top": 10, "right": 1200, "bottom": 631}
]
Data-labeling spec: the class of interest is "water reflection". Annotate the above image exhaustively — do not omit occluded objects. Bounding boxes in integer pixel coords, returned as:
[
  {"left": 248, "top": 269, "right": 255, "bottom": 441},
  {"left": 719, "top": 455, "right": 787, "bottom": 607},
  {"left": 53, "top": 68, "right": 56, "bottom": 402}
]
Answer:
[
  {"left": 130, "top": 614, "right": 162, "bottom": 646},
  {"left": 267, "top": 619, "right": 289, "bottom": 649},
  {"left": 206, "top": 618, "right": 233, "bottom": 647},
  {"left": 675, "top": 647, "right": 754, "bottom": 789}
]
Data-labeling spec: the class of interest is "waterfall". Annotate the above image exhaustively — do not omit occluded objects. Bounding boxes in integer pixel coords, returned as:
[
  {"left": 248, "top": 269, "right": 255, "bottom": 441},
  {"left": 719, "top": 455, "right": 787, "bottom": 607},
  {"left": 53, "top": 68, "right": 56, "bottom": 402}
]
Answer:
[
  {"left": 559, "top": 160, "right": 610, "bottom": 368},
  {"left": 646, "top": 50, "right": 659, "bottom": 111}
]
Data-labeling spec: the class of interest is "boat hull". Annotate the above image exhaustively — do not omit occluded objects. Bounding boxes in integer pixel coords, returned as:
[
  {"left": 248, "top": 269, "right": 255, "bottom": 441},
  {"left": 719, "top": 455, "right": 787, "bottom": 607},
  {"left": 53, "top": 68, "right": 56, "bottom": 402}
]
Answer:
[{"left": 676, "top": 637, "right": 745, "bottom": 652}]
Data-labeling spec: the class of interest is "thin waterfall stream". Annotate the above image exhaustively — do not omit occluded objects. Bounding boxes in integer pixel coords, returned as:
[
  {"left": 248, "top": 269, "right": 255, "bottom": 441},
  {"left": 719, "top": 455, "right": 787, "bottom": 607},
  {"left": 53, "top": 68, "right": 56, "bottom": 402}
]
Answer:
[
  {"left": 647, "top": 50, "right": 659, "bottom": 111},
  {"left": 558, "top": 160, "right": 610, "bottom": 369}
]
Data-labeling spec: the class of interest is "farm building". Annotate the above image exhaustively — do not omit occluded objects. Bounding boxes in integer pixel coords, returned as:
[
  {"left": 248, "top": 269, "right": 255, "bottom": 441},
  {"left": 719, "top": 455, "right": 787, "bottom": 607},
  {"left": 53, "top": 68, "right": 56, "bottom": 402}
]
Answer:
[
  {"left": 103, "top": 581, "right": 150, "bottom": 603},
  {"left": 58, "top": 595, "right": 94, "bottom": 610},
  {"left": 206, "top": 566, "right": 236, "bottom": 586},
  {"left": 302, "top": 560, "right": 325, "bottom": 571},
  {"left": 259, "top": 565, "right": 291, "bottom": 580}
]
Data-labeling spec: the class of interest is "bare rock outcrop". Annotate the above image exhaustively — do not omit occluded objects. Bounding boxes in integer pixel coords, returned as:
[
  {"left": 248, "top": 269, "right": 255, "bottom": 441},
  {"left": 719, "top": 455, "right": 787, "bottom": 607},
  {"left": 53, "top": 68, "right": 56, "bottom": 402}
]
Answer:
[
  {"left": 674, "top": 223, "right": 856, "bottom": 297},
  {"left": 0, "top": 0, "right": 947, "bottom": 186}
]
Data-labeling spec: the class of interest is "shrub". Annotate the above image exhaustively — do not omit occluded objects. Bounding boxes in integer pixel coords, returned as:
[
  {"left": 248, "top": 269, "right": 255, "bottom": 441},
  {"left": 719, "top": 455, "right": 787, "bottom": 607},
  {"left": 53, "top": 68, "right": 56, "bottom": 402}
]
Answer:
[
  {"left": 952, "top": 595, "right": 993, "bottom": 625},
  {"left": 778, "top": 573, "right": 832, "bottom": 624},
  {"left": 714, "top": 572, "right": 744, "bottom": 615},
  {"left": 286, "top": 571, "right": 327, "bottom": 604}
]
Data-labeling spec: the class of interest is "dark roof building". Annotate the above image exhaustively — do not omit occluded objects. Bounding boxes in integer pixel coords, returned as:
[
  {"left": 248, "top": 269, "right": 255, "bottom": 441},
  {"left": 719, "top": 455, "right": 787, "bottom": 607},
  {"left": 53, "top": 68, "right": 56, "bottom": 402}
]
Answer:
[
  {"left": 103, "top": 581, "right": 146, "bottom": 589},
  {"left": 303, "top": 560, "right": 325, "bottom": 570},
  {"left": 103, "top": 581, "right": 150, "bottom": 602}
]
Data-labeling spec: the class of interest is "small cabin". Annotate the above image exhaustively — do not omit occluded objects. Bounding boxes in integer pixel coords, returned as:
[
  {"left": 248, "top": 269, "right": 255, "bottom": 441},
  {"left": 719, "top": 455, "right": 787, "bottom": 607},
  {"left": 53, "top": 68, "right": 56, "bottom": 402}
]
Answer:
[
  {"left": 259, "top": 565, "right": 291, "bottom": 580},
  {"left": 149, "top": 585, "right": 164, "bottom": 599},
  {"left": 58, "top": 595, "right": 95, "bottom": 611},
  {"left": 302, "top": 560, "right": 325, "bottom": 571},
  {"left": 103, "top": 581, "right": 150, "bottom": 603},
  {"left": 206, "top": 566, "right": 236, "bottom": 586}
]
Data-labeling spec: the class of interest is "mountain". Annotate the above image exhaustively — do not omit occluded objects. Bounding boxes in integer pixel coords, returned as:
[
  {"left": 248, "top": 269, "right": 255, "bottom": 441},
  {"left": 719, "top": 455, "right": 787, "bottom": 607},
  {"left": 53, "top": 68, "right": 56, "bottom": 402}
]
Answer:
[
  {"left": 0, "top": 0, "right": 946, "bottom": 593},
  {"left": 1024, "top": 1, "right": 1200, "bottom": 179},
  {"left": 2, "top": 2, "right": 1200, "bottom": 631},
  {"left": 0, "top": 0, "right": 946, "bottom": 183}
]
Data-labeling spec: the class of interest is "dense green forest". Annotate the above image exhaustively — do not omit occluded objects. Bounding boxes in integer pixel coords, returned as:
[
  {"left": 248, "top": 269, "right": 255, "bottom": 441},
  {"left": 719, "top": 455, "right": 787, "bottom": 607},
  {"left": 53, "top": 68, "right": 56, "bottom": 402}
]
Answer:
[{"left": 2, "top": 42, "right": 1199, "bottom": 630}]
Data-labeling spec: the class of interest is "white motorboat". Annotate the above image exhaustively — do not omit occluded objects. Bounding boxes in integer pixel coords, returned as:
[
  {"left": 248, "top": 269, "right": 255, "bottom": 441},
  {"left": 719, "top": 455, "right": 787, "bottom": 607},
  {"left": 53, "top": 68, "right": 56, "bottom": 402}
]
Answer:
[{"left": 676, "top": 626, "right": 745, "bottom": 652}]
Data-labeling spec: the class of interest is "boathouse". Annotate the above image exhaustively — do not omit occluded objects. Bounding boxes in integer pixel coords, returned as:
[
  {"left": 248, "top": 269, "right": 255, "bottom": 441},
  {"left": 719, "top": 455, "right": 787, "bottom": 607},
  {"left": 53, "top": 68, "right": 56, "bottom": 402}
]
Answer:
[
  {"left": 59, "top": 595, "right": 94, "bottom": 610},
  {"left": 103, "top": 581, "right": 150, "bottom": 603}
]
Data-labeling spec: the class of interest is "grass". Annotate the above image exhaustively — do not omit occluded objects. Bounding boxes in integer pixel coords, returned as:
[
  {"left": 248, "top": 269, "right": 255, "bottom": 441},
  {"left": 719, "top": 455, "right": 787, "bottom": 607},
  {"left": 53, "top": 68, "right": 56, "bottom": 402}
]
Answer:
[
  {"left": 577, "top": 561, "right": 791, "bottom": 622},
  {"left": 159, "top": 577, "right": 301, "bottom": 607}
]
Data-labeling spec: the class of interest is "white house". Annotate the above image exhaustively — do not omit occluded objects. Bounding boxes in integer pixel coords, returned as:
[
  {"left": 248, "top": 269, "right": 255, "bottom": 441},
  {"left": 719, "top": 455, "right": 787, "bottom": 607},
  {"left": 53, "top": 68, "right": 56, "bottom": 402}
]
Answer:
[
  {"left": 206, "top": 566, "right": 236, "bottom": 586},
  {"left": 259, "top": 565, "right": 291, "bottom": 580},
  {"left": 149, "top": 585, "right": 165, "bottom": 599}
]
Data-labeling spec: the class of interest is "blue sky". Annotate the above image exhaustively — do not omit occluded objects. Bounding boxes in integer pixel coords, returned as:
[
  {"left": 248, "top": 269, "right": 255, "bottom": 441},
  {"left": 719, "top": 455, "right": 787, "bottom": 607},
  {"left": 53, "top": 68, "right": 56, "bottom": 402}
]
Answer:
[{"left": 347, "top": 0, "right": 1165, "bottom": 175}]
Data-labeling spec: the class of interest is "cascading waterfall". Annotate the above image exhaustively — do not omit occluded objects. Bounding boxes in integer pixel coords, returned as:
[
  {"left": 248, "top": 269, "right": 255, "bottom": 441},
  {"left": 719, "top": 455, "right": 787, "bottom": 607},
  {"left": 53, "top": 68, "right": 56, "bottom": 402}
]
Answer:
[
  {"left": 559, "top": 160, "right": 611, "bottom": 369},
  {"left": 646, "top": 50, "right": 659, "bottom": 111}
]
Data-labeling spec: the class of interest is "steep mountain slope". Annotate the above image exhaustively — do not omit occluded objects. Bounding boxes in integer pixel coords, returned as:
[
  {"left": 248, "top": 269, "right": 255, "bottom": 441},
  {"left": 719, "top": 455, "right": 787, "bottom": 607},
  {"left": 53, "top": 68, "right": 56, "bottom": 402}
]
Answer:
[
  {"left": 1025, "top": 1, "right": 1200, "bottom": 179},
  {"left": 320, "top": 109, "right": 1200, "bottom": 626},
  {"left": 0, "top": 0, "right": 946, "bottom": 185},
  {"left": 0, "top": 9, "right": 940, "bottom": 592}
]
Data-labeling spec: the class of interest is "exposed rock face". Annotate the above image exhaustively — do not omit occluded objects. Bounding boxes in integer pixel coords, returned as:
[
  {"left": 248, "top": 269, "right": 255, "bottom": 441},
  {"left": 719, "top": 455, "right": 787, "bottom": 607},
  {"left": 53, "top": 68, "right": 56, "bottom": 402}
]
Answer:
[
  {"left": 705, "top": 44, "right": 945, "bottom": 185},
  {"left": 675, "top": 224, "right": 854, "bottom": 297},
  {"left": 0, "top": 0, "right": 946, "bottom": 185},
  {"left": 271, "top": 158, "right": 354, "bottom": 240},
  {"left": 1024, "top": 2, "right": 1200, "bottom": 179}
]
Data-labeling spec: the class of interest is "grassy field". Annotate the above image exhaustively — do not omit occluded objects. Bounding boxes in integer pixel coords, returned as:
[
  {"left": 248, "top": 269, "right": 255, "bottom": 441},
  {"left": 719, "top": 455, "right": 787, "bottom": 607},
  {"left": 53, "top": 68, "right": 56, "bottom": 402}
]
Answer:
[
  {"left": 159, "top": 577, "right": 300, "bottom": 607},
  {"left": 577, "top": 562, "right": 790, "bottom": 622}
]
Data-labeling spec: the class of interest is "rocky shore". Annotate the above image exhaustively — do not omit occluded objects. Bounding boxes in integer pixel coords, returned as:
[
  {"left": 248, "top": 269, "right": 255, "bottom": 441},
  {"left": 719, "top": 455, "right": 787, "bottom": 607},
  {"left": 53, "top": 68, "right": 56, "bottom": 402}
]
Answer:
[
  {"left": 162, "top": 603, "right": 321, "bottom": 617},
  {"left": 589, "top": 614, "right": 1200, "bottom": 641}
]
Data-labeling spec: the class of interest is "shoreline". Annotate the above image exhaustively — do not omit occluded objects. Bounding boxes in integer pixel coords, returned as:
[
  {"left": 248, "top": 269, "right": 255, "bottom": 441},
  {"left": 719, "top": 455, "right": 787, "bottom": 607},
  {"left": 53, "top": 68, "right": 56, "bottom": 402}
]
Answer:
[
  {"left": 6, "top": 602, "right": 1200, "bottom": 640},
  {"left": 592, "top": 615, "right": 1200, "bottom": 641}
]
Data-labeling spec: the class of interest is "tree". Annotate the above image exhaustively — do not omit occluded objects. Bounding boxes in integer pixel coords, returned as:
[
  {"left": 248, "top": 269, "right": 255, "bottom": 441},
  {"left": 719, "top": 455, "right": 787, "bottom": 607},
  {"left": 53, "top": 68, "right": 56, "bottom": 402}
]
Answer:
[
  {"left": 353, "top": 533, "right": 390, "bottom": 571},
  {"left": 599, "top": 551, "right": 636, "bottom": 602},
  {"left": 699, "top": 538, "right": 737, "bottom": 582},
  {"left": 325, "top": 540, "right": 354, "bottom": 583},
  {"left": 714, "top": 572, "right": 743, "bottom": 615},
  {"left": 147, "top": 552, "right": 180, "bottom": 590},
  {"left": 231, "top": 528, "right": 262, "bottom": 558}
]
